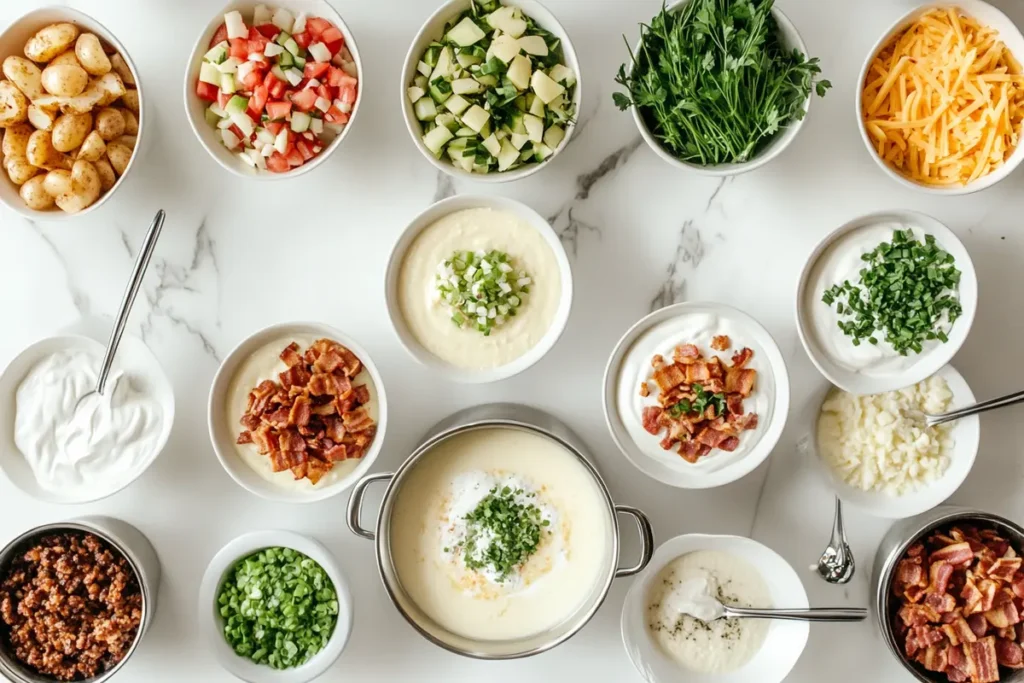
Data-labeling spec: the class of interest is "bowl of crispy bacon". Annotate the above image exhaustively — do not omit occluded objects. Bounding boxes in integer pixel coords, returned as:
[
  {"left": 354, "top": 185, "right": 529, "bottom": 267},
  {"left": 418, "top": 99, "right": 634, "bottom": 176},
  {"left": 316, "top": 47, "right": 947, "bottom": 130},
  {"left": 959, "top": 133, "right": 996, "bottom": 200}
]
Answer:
[
  {"left": 874, "top": 507, "right": 1024, "bottom": 683},
  {"left": 207, "top": 321, "right": 386, "bottom": 503}
]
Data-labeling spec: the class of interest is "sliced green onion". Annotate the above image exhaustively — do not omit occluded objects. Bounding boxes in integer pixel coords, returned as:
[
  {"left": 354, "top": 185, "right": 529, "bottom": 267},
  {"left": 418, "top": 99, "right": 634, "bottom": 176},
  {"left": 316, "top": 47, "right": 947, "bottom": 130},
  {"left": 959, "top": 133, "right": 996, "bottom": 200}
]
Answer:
[{"left": 435, "top": 249, "right": 530, "bottom": 335}]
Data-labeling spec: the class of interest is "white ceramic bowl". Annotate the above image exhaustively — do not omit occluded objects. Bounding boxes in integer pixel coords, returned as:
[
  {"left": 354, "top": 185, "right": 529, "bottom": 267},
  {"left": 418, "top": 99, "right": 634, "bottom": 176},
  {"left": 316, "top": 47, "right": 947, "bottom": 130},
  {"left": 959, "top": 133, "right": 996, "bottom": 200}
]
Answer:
[
  {"left": 801, "top": 364, "right": 980, "bottom": 520},
  {"left": 603, "top": 302, "right": 790, "bottom": 489},
  {"left": 0, "top": 7, "right": 146, "bottom": 220},
  {"left": 183, "top": 0, "right": 363, "bottom": 179},
  {"left": 384, "top": 194, "right": 573, "bottom": 383},
  {"left": 621, "top": 533, "right": 809, "bottom": 683},
  {"left": 400, "top": 0, "right": 582, "bottom": 183},
  {"left": 0, "top": 332, "right": 175, "bottom": 504},
  {"left": 207, "top": 321, "right": 386, "bottom": 502},
  {"left": 626, "top": 0, "right": 810, "bottom": 176},
  {"left": 855, "top": 0, "right": 1024, "bottom": 195},
  {"left": 199, "top": 530, "right": 353, "bottom": 683},
  {"left": 795, "top": 210, "right": 978, "bottom": 396}
]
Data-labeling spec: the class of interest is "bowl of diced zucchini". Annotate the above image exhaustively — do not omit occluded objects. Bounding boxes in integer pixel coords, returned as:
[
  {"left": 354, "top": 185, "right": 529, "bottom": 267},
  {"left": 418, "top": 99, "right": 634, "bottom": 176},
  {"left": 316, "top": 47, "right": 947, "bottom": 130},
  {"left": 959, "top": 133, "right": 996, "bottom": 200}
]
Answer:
[{"left": 402, "top": 0, "right": 581, "bottom": 181}]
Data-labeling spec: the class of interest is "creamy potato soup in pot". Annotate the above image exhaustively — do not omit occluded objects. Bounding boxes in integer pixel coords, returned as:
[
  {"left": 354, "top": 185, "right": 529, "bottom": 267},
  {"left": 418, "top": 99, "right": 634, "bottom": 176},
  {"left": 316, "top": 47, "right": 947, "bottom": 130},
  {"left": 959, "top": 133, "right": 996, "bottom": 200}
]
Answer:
[{"left": 389, "top": 426, "right": 610, "bottom": 641}]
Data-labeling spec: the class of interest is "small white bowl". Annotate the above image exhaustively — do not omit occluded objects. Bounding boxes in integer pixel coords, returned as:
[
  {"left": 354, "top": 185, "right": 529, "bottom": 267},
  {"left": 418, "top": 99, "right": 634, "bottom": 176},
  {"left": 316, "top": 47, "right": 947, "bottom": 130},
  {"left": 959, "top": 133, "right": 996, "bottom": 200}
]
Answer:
[
  {"left": 400, "top": 0, "right": 582, "bottom": 183},
  {"left": 621, "top": 533, "right": 809, "bottom": 683},
  {"left": 384, "top": 194, "right": 573, "bottom": 383},
  {"left": 603, "top": 302, "right": 790, "bottom": 489},
  {"left": 801, "top": 364, "right": 980, "bottom": 520},
  {"left": 855, "top": 0, "right": 1024, "bottom": 195},
  {"left": 626, "top": 0, "right": 810, "bottom": 176},
  {"left": 208, "top": 321, "right": 386, "bottom": 503},
  {"left": 0, "top": 7, "right": 146, "bottom": 220},
  {"left": 183, "top": 0, "right": 363, "bottom": 179},
  {"left": 0, "top": 332, "right": 175, "bottom": 504},
  {"left": 795, "top": 210, "right": 978, "bottom": 396},
  {"left": 199, "top": 530, "right": 353, "bottom": 683}
]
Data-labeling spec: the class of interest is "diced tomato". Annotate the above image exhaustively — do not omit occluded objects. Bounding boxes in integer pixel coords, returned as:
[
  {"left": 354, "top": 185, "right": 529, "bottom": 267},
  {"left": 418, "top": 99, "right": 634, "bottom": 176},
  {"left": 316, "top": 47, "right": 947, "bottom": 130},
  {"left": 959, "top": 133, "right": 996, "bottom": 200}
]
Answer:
[
  {"left": 290, "top": 88, "right": 318, "bottom": 112},
  {"left": 294, "top": 31, "right": 312, "bottom": 49},
  {"left": 228, "top": 123, "right": 245, "bottom": 140},
  {"left": 248, "top": 84, "right": 269, "bottom": 116},
  {"left": 248, "top": 36, "right": 269, "bottom": 54},
  {"left": 228, "top": 38, "right": 248, "bottom": 60},
  {"left": 263, "top": 72, "right": 286, "bottom": 99},
  {"left": 327, "top": 66, "right": 356, "bottom": 88},
  {"left": 305, "top": 17, "right": 333, "bottom": 38},
  {"left": 303, "top": 61, "right": 330, "bottom": 80},
  {"left": 265, "top": 100, "right": 292, "bottom": 120},
  {"left": 285, "top": 146, "right": 304, "bottom": 167},
  {"left": 217, "top": 90, "right": 232, "bottom": 110},
  {"left": 320, "top": 27, "right": 344, "bottom": 47},
  {"left": 210, "top": 23, "right": 228, "bottom": 47},
  {"left": 338, "top": 84, "right": 357, "bottom": 105},
  {"left": 296, "top": 139, "right": 315, "bottom": 161},
  {"left": 196, "top": 80, "right": 219, "bottom": 102},
  {"left": 266, "top": 152, "right": 290, "bottom": 172},
  {"left": 316, "top": 84, "right": 333, "bottom": 102},
  {"left": 255, "top": 23, "right": 280, "bottom": 39},
  {"left": 265, "top": 120, "right": 286, "bottom": 135},
  {"left": 324, "top": 105, "right": 349, "bottom": 124},
  {"left": 241, "top": 68, "right": 262, "bottom": 90}
]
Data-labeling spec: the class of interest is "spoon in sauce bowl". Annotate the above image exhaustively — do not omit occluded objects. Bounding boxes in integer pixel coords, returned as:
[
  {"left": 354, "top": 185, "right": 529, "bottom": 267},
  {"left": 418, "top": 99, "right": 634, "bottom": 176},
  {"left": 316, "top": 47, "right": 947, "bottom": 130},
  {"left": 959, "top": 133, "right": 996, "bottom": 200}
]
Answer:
[
  {"left": 902, "top": 389, "right": 1024, "bottom": 428},
  {"left": 670, "top": 578, "right": 866, "bottom": 623}
]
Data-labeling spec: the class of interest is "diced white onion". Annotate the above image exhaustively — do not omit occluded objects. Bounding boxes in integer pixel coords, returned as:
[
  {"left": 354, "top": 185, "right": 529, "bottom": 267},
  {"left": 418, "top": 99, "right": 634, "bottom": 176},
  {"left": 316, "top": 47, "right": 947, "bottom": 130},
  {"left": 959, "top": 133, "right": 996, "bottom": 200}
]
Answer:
[
  {"left": 248, "top": 52, "right": 266, "bottom": 62},
  {"left": 292, "top": 12, "right": 307, "bottom": 35},
  {"left": 308, "top": 42, "right": 332, "bottom": 63},
  {"left": 264, "top": 43, "right": 284, "bottom": 58},
  {"left": 314, "top": 97, "right": 331, "bottom": 113},
  {"left": 224, "top": 10, "right": 247, "bottom": 40}
]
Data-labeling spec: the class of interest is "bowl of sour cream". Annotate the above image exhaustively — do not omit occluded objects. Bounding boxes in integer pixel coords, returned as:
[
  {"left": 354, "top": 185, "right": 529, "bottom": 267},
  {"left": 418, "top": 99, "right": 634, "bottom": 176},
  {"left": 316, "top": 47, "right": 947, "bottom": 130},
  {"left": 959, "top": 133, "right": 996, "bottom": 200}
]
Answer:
[
  {"left": 796, "top": 210, "right": 978, "bottom": 395},
  {"left": 0, "top": 333, "right": 174, "bottom": 504}
]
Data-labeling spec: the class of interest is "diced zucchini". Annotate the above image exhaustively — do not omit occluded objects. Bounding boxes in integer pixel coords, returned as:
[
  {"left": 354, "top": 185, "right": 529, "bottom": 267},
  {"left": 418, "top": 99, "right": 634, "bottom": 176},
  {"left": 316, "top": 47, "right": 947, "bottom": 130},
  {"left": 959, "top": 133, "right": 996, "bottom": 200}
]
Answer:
[
  {"left": 455, "top": 126, "right": 477, "bottom": 137},
  {"left": 417, "top": 60, "right": 431, "bottom": 77},
  {"left": 548, "top": 64, "right": 576, "bottom": 86},
  {"left": 224, "top": 11, "right": 247, "bottom": 40},
  {"left": 424, "top": 44, "right": 442, "bottom": 67},
  {"left": 510, "top": 132, "right": 529, "bottom": 150},
  {"left": 430, "top": 47, "right": 454, "bottom": 82},
  {"left": 528, "top": 95, "right": 544, "bottom": 117},
  {"left": 428, "top": 81, "right": 452, "bottom": 104},
  {"left": 461, "top": 105, "right": 490, "bottom": 133},
  {"left": 220, "top": 72, "right": 237, "bottom": 94},
  {"left": 534, "top": 143, "right": 553, "bottom": 161},
  {"left": 447, "top": 137, "right": 469, "bottom": 151},
  {"left": 451, "top": 78, "right": 483, "bottom": 95},
  {"left": 475, "top": 73, "right": 498, "bottom": 87},
  {"left": 199, "top": 61, "right": 221, "bottom": 85},
  {"left": 272, "top": 7, "right": 294, "bottom": 32},
  {"left": 507, "top": 54, "right": 531, "bottom": 90},
  {"left": 488, "top": 6, "right": 527, "bottom": 38},
  {"left": 518, "top": 35, "right": 548, "bottom": 56},
  {"left": 488, "top": 34, "right": 520, "bottom": 63},
  {"left": 482, "top": 133, "right": 501, "bottom": 157},
  {"left": 444, "top": 94, "right": 471, "bottom": 115},
  {"left": 523, "top": 113, "right": 543, "bottom": 143},
  {"left": 204, "top": 42, "right": 228, "bottom": 64},
  {"left": 414, "top": 97, "right": 438, "bottom": 121},
  {"left": 509, "top": 112, "right": 526, "bottom": 135},
  {"left": 423, "top": 125, "right": 454, "bottom": 156},
  {"left": 531, "top": 70, "right": 565, "bottom": 104},
  {"left": 543, "top": 124, "right": 565, "bottom": 149},
  {"left": 291, "top": 111, "right": 311, "bottom": 132},
  {"left": 414, "top": 75, "right": 428, "bottom": 89},
  {"left": 456, "top": 51, "right": 483, "bottom": 68},
  {"left": 407, "top": 86, "right": 426, "bottom": 103},
  {"left": 436, "top": 113, "right": 460, "bottom": 132},
  {"left": 497, "top": 139, "right": 519, "bottom": 170},
  {"left": 447, "top": 17, "right": 486, "bottom": 47}
]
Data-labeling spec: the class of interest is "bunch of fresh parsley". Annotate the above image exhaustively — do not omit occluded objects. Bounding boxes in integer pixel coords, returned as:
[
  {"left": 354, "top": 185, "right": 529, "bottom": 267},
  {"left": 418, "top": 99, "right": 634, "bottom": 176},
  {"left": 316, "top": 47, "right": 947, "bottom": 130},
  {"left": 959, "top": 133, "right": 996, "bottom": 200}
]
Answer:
[{"left": 613, "top": 0, "right": 831, "bottom": 165}]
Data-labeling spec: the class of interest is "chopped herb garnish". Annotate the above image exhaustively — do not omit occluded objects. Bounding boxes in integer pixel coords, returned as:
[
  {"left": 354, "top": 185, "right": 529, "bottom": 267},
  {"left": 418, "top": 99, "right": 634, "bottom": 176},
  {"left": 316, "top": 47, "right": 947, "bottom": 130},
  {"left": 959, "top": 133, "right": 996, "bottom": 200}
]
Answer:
[
  {"left": 668, "top": 383, "right": 727, "bottom": 418},
  {"left": 435, "top": 249, "right": 531, "bottom": 336},
  {"left": 456, "top": 485, "right": 549, "bottom": 581}
]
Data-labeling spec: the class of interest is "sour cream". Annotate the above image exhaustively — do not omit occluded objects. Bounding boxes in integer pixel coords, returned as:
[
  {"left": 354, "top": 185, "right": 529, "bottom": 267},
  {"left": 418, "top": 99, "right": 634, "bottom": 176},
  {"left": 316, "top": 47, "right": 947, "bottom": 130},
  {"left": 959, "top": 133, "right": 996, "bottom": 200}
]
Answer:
[
  {"left": 616, "top": 311, "right": 775, "bottom": 472},
  {"left": 804, "top": 220, "right": 959, "bottom": 376},
  {"left": 646, "top": 550, "right": 771, "bottom": 673},
  {"left": 14, "top": 348, "right": 165, "bottom": 498},
  {"left": 397, "top": 207, "right": 561, "bottom": 370}
]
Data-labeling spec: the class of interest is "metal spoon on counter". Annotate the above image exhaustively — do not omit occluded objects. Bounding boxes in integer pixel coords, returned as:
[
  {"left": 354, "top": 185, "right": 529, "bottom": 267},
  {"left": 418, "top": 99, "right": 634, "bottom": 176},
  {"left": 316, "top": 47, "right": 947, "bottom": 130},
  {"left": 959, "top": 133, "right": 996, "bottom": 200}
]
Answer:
[
  {"left": 74, "top": 209, "right": 165, "bottom": 409},
  {"left": 905, "top": 389, "right": 1024, "bottom": 428},
  {"left": 817, "top": 496, "right": 855, "bottom": 584}
]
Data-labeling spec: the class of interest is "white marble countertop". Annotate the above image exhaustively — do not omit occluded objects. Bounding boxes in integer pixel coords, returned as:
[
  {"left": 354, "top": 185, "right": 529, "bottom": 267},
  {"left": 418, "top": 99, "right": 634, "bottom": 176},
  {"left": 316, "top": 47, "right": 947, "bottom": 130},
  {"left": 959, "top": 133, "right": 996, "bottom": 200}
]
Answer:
[{"left": 2, "top": 0, "right": 1024, "bottom": 681}]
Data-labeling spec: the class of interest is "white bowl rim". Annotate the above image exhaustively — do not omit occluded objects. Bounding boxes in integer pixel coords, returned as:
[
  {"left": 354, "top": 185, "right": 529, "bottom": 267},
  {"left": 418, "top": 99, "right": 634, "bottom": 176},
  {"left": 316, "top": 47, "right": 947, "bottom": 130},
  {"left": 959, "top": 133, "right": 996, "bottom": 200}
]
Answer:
[
  {"left": 384, "top": 194, "right": 574, "bottom": 383},
  {"left": 198, "top": 529, "right": 353, "bottom": 683},
  {"left": 399, "top": 0, "right": 583, "bottom": 183},
  {"left": 182, "top": 0, "right": 364, "bottom": 181},
  {"left": 794, "top": 209, "right": 978, "bottom": 396},
  {"left": 0, "top": 332, "right": 175, "bottom": 504},
  {"left": 802, "top": 364, "right": 981, "bottom": 519},
  {"left": 626, "top": 0, "right": 812, "bottom": 176},
  {"left": 602, "top": 301, "right": 790, "bottom": 489},
  {"left": 853, "top": 0, "right": 1024, "bottom": 195},
  {"left": 620, "top": 532, "right": 810, "bottom": 683},
  {"left": 0, "top": 5, "right": 146, "bottom": 220},
  {"left": 207, "top": 320, "right": 387, "bottom": 502}
]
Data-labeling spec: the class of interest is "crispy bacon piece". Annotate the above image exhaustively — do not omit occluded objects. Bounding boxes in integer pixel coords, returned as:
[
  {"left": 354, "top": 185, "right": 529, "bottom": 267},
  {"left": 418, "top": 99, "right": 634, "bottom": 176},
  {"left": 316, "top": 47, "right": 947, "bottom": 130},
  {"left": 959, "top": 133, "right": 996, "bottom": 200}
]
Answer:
[
  {"left": 989, "top": 559, "right": 1023, "bottom": 582},
  {"left": 642, "top": 406, "right": 662, "bottom": 435},
  {"left": 934, "top": 542, "right": 975, "bottom": 566},
  {"left": 280, "top": 342, "right": 302, "bottom": 367},
  {"left": 725, "top": 367, "right": 756, "bottom": 396},
  {"left": 711, "top": 335, "right": 730, "bottom": 351},
  {"left": 653, "top": 364, "right": 686, "bottom": 391},
  {"left": 236, "top": 431, "right": 253, "bottom": 445},
  {"left": 944, "top": 617, "right": 979, "bottom": 646},
  {"left": 930, "top": 561, "right": 955, "bottom": 595},
  {"left": 673, "top": 344, "right": 700, "bottom": 363},
  {"left": 731, "top": 347, "right": 753, "bottom": 367},
  {"left": 966, "top": 637, "right": 1000, "bottom": 683}
]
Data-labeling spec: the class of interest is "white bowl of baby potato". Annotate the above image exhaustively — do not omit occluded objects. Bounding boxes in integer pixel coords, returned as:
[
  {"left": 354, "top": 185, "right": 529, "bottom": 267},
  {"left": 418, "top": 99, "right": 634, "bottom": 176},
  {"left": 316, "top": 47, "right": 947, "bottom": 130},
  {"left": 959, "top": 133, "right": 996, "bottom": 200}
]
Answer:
[{"left": 0, "top": 7, "right": 142, "bottom": 219}]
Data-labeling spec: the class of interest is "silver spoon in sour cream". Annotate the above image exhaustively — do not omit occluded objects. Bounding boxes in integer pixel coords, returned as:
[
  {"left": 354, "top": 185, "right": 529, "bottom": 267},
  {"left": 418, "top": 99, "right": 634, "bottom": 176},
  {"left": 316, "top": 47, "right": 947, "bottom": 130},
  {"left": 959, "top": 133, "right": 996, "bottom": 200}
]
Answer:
[{"left": 669, "top": 577, "right": 867, "bottom": 623}]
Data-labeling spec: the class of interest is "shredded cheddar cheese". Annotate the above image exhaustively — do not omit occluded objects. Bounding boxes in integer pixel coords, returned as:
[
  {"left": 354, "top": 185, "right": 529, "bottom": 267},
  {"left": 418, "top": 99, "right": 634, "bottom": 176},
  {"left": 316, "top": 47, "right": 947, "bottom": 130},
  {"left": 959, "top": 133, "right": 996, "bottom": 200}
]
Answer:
[{"left": 862, "top": 8, "right": 1024, "bottom": 186}]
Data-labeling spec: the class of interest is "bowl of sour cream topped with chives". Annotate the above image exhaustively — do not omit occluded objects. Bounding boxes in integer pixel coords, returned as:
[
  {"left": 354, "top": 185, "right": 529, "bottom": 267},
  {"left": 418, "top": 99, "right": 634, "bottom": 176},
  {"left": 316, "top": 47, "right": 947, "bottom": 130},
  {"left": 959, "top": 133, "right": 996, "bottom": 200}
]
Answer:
[
  {"left": 796, "top": 210, "right": 977, "bottom": 395},
  {"left": 0, "top": 333, "right": 174, "bottom": 504}
]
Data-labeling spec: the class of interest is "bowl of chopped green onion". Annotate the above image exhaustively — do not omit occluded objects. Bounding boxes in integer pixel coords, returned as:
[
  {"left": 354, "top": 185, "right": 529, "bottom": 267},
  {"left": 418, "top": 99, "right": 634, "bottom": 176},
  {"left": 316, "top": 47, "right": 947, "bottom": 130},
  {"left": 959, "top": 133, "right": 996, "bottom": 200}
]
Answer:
[
  {"left": 614, "top": 0, "right": 830, "bottom": 176},
  {"left": 796, "top": 210, "right": 978, "bottom": 396},
  {"left": 199, "top": 531, "right": 352, "bottom": 683},
  {"left": 401, "top": 0, "right": 581, "bottom": 181}
]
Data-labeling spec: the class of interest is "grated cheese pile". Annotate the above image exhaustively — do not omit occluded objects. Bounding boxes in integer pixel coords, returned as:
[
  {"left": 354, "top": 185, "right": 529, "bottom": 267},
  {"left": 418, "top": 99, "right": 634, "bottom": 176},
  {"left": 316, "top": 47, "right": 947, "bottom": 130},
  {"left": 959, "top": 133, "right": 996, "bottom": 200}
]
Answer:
[
  {"left": 862, "top": 8, "right": 1024, "bottom": 186},
  {"left": 817, "top": 376, "right": 955, "bottom": 496}
]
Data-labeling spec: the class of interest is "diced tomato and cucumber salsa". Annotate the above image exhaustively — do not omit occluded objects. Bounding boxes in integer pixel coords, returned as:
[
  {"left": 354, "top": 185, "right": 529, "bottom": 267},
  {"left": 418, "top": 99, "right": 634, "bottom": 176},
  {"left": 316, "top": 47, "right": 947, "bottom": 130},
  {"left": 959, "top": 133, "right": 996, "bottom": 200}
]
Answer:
[
  {"left": 407, "top": 0, "right": 576, "bottom": 174},
  {"left": 195, "top": 4, "right": 358, "bottom": 173}
]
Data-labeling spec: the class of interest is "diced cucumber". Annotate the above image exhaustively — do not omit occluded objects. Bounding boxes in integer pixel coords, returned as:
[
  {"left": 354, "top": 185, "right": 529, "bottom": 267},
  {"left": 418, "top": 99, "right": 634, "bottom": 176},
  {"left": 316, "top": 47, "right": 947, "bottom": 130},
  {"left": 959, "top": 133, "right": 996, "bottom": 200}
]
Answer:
[
  {"left": 523, "top": 113, "right": 543, "bottom": 143},
  {"left": 455, "top": 126, "right": 477, "bottom": 137},
  {"left": 423, "top": 125, "right": 454, "bottom": 156},
  {"left": 292, "top": 54, "right": 306, "bottom": 69},
  {"left": 444, "top": 94, "right": 471, "bottom": 115},
  {"left": 424, "top": 44, "right": 442, "bottom": 67},
  {"left": 430, "top": 47, "right": 454, "bottom": 82},
  {"left": 253, "top": 4, "right": 272, "bottom": 26},
  {"left": 436, "top": 113, "right": 460, "bottom": 132},
  {"left": 278, "top": 49, "right": 293, "bottom": 68},
  {"left": 534, "top": 143, "right": 553, "bottom": 161},
  {"left": 204, "top": 107, "right": 221, "bottom": 128},
  {"left": 509, "top": 112, "right": 526, "bottom": 135},
  {"left": 510, "top": 132, "right": 529, "bottom": 150},
  {"left": 204, "top": 42, "right": 228, "bottom": 64},
  {"left": 407, "top": 86, "right": 426, "bottom": 103},
  {"left": 272, "top": 7, "right": 294, "bottom": 32},
  {"left": 528, "top": 95, "right": 544, "bottom": 117},
  {"left": 514, "top": 94, "right": 528, "bottom": 112},
  {"left": 447, "top": 17, "right": 486, "bottom": 47},
  {"left": 461, "top": 104, "right": 490, "bottom": 133},
  {"left": 274, "top": 128, "right": 288, "bottom": 154},
  {"left": 417, "top": 60, "right": 431, "bottom": 77},
  {"left": 414, "top": 74, "right": 428, "bottom": 89},
  {"left": 497, "top": 139, "right": 519, "bottom": 170},
  {"left": 475, "top": 73, "right": 498, "bottom": 87},
  {"left": 481, "top": 133, "right": 501, "bottom": 157},
  {"left": 220, "top": 72, "right": 237, "bottom": 94},
  {"left": 488, "top": 34, "right": 520, "bottom": 63},
  {"left": 519, "top": 35, "right": 548, "bottom": 57},
  {"left": 414, "top": 97, "right": 438, "bottom": 121},
  {"left": 308, "top": 42, "right": 331, "bottom": 63},
  {"left": 199, "top": 62, "right": 221, "bottom": 85},
  {"left": 451, "top": 78, "right": 483, "bottom": 95},
  {"left": 224, "top": 11, "right": 247, "bottom": 40},
  {"left": 291, "top": 111, "right": 311, "bottom": 132},
  {"left": 225, "top": 95, "right": 248, "bottom": 115},
  {"left": 455, "top": 154, "right": 475, "bottom": 172},
  {"left": 428, "top": 81, "right": 452, "bottom": 104},
  {"left": 447, "top": 137, "right": 469, "bottom": 151},
  {"left": 275, "top": 30, "right": 292, "bottom": 47},
  {"left": 284, "top": 37, "right": 300, "bottom": 56},
  {"left": 519, "top": 146, "right": 534, "bottom": 162},
  {"left": 548, "top": 64, "right": 575, "bottom": 86},
  {"left": 507, "top": 54, "right": 531, "bottom": 90},
  {"left": 531, "top": 70, "right": 565, "bottom": 104},
  {"left": 270, "top": 64, "right": 287, "bottom": 81},
  {"left": 217, "top": 57, "right": 241, "bottom": 74},
  {"left": 456, "top": 51, "right": 482, "bottom": 68},
  {"left": 543, "top": 124, "right": 565, "bottom": 149}
]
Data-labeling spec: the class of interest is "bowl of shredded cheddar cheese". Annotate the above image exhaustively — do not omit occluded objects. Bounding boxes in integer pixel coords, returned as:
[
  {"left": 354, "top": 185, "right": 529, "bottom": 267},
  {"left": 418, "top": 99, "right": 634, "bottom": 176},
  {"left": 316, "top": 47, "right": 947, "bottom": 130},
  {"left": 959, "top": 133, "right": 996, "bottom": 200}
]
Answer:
[{"left": 856, "top": 1, "right": 1024, "bottom": 193}]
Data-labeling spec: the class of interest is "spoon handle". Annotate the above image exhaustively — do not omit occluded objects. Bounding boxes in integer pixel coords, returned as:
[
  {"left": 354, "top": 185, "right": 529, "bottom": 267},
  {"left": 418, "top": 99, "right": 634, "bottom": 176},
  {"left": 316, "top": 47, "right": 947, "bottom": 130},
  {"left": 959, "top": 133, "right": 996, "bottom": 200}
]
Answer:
[
  {"left": 831, "top": 496, "right": 848, "bottom": 548},
  {"left": 95, "top": 210, "right": 165, "bottom": 395},
  {"left": 724, "top": 606, "right": 867, "bottom": 622},
  {"left": 927, "top": 390, "right": 1024, "bottom": 427}
]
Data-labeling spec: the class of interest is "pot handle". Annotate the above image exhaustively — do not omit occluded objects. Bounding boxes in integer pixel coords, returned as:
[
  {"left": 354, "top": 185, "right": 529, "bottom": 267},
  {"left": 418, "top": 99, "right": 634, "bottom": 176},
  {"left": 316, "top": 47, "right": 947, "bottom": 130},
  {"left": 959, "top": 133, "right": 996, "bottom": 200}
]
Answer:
[
  {"left": 614, "top": 505, "right": 654, "bottom": 578},
  {"left": 346, "top": 472, "right": 394, "bottom": 541}
]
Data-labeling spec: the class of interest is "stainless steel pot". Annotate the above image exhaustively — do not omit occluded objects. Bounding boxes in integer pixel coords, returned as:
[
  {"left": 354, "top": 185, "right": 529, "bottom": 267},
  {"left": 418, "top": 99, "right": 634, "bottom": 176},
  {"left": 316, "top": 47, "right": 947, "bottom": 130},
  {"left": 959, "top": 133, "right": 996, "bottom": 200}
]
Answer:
[
  {"left": 0, "top": 516, "right": 161, "bottom": 683},
  {"left": 346, "top": 403, "right": 654, "bottom": 659},
  {"left": 872, "top": 506, "right": 1024, "bottom": 683}
]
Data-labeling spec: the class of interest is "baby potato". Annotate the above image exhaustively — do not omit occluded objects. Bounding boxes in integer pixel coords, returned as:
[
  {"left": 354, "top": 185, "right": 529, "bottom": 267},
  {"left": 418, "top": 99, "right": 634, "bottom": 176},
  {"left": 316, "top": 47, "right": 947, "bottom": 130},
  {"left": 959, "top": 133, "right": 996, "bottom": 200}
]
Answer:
[
  {"left": 94, "top": 107, "right": 124, "bottom": 140},
  {"left": 48, "top": 50, "right": 81, "bottom": 67},
  {"left": 75, "top": 33, "right": 111, "bottom": 76},
  {"left": 58, "top": 87, "right": 102, "bottom": 115},
  {"left": 19, "top": 175, "right": 54, "bottom": 210},
  {"left": 0, "top": 80, "right": 29, "bottom": 127},
  {"left": 94, "top": 72, "right": 125, "bottom": 106},
  {"left": 77, "top": 130, "right": 106, "bottom": 161},
  {"left": 42, "top": 168, "right": 72, "bottom": 196},
  {"left": 117, "top": 108, "right": 138, "bottom": 135},
  {"left": 116, "top": 134, "right": 136, "bottom": 150},
  {"left": 5, "top": 155, "right": 39, "bottom": 185},
  {"left": 24, "top": 23, "right": 80, "bottom": 63},
  {"left": 2, "top": 56, "right": 43, "bottom": 100},
  {"left": 120, "top": 88, "right": 139, "bottom": 114},
  {"left": 2, "top": 122, "right": 33, "bottom": 158},
  {"left": 109, "top": 53, "right": 135, "bottom": 86},
  {"left": 106, "top": 141, "right": 132, "bottom": 175},
  {"left": 26, "top": 104, "right": 56, "bottom": 131},
  {"left": 54, "top": 159, "right": 101, "bottom": 213},
  {"left": 93, "top": 157, "right": 115, "bottom": 190},
  {"left": 41, "top": 63, "right": 89, "bottom": 97},
  {"left": 26, "top": 128, "right": 70, "bottom": 170},
  {"left": 51, "top": 112, "right": 92, "bottom": 152}
]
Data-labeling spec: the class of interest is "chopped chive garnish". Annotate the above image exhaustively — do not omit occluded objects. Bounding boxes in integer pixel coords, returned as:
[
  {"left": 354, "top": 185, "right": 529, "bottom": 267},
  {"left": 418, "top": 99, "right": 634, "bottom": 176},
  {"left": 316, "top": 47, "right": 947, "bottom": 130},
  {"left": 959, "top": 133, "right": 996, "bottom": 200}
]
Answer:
[{"left": 435, "top": 249, "right": 531, "bottom": 335}]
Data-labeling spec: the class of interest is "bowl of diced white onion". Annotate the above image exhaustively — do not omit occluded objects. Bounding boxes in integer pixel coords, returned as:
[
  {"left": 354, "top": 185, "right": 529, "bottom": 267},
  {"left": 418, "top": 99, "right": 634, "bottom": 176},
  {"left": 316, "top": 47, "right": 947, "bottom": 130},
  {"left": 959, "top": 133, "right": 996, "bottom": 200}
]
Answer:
[
  {"left": 183, "top": 0, "right": 362, "bottom": 178},
  {"left": 800, "top": 365, "right": 980, "bottom": 519}
]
